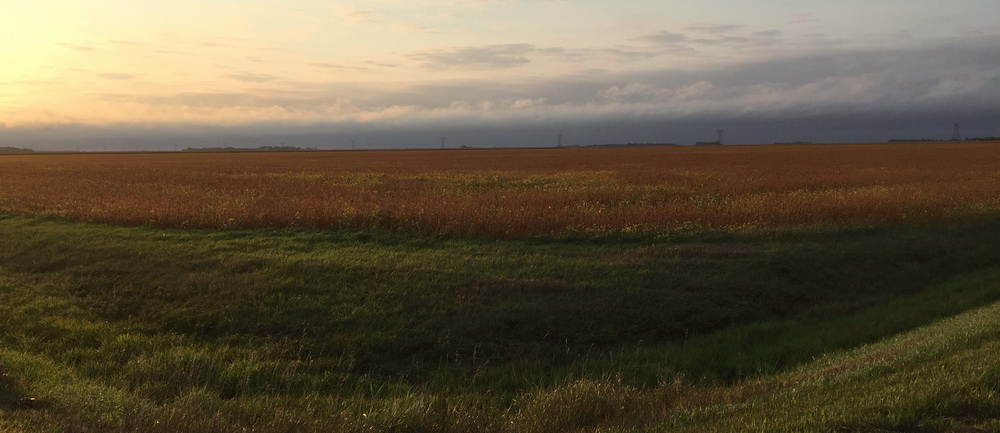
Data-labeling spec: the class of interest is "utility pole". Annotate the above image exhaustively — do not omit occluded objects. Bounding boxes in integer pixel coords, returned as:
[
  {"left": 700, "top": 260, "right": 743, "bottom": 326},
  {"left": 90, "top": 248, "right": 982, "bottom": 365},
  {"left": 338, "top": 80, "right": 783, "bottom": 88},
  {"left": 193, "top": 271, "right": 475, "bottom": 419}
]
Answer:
[
  {"left": 557, "top": 134, "right": 563, "bottom": 148},
  {"left": 441, "top": 137, "right": 446, "bottom": 149}
]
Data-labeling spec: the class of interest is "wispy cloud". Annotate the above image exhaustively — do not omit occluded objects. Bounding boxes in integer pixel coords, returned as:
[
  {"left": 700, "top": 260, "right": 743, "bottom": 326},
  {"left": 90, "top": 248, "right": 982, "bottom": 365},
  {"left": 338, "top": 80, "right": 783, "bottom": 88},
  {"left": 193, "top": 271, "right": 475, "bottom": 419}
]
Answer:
[
  {"left": 407, "top": 42, "right": 657, "bottom": 71},
  {"left": 312, "top": 63, "right": 369, "bottom": 72},
  {"left": 338, "top": 7, "right": 379, "bottom": 24},
  {"left": 227, "top": 73, "right": 278, "bottom": 83},
  {"left": 98, "top": 73, "right": 137, "bottom": 80},
  {"left": 638, "top": 28, "right": 785, "bottom": 50},
  {"left": 685, "top": 24, "right": 744, "bottom": 34},
  {"left": 410, "top": 43, "right": 536, "bottom": 69},
  {"left": 788, "top": 12, "right": 821, "bottom": 24},
  {"left": 365, "top": 61, "right": 398, "bottom": 68},
  {"left": 56, "top": 42, "right": 96, "bottom": 51},
  {"left": 753, "top": 29, "right": 783, "bottom": 38},
  {"left": 396, "top": 23, "right": 436, "bottom": 34},
  {"left": 638, "top": 31, "right": 690, "bottom": 44}
]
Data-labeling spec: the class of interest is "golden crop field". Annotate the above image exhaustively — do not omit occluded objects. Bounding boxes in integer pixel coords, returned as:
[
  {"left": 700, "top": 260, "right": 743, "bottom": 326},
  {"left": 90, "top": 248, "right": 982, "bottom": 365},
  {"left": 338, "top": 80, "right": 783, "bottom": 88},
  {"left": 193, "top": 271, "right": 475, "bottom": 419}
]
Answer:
[{"left": 1, "top": 142, "right": 998, "bottom": 237}]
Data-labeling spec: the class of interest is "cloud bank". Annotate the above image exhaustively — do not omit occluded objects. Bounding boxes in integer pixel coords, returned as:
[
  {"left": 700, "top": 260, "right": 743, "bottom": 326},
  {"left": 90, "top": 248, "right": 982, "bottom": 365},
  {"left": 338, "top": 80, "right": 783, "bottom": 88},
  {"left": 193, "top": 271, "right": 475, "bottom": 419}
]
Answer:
[{"left": 3, "top": 33, "right": 998, "bottom": 149}]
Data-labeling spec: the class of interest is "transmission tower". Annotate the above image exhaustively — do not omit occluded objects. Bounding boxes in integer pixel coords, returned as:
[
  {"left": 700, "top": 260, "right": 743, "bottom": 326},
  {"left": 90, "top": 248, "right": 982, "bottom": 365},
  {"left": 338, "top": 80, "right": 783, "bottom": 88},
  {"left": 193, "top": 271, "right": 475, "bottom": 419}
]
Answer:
[
  {"left": 952, "top": 123, "right": 961, "bottom": 141},
  {"left": 557, "top": 134, "right": 563, "bottom": 147},
  {"left": 717, "top": 129, "right": 724, "bottom": 144},
  {"left": 440, "top": 137, "right": 446, "bottom": 149}
]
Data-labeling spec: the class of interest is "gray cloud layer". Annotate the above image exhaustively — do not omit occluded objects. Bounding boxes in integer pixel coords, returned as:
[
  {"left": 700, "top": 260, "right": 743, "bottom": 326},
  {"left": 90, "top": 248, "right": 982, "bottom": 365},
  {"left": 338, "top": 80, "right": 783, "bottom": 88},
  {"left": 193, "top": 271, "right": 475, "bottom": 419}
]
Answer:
[
  {"left": 364, "top": 36, "right": 1000, "bottom": 122},
  {"left": 5, "top": 36, "right": 999, "bottom": 149}
]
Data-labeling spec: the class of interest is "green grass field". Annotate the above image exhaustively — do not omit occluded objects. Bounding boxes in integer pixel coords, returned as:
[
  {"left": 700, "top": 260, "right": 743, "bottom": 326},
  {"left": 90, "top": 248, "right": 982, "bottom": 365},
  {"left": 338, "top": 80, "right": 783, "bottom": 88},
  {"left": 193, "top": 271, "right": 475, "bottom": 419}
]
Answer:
[{"left": 1, "top": 213, "right": 999, "bottom": 432}]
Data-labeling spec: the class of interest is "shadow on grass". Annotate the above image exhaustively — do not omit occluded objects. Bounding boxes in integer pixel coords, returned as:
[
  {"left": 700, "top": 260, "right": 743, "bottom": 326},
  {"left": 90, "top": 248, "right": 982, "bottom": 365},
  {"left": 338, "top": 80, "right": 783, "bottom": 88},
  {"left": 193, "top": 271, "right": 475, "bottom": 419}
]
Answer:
[{"left": 0, "top": 368, "right": 45, "bottom": 411}]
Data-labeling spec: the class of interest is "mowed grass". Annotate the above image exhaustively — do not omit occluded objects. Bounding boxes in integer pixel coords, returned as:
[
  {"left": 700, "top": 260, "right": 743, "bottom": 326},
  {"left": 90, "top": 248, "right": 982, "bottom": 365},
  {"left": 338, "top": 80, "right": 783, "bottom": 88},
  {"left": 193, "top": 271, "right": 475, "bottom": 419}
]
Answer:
[
  {"left": 1, "top": 213, "right": 1000, "bottom": 432},
  {"left": 0, "top": 142, "right": 997, "bottom": 237}
]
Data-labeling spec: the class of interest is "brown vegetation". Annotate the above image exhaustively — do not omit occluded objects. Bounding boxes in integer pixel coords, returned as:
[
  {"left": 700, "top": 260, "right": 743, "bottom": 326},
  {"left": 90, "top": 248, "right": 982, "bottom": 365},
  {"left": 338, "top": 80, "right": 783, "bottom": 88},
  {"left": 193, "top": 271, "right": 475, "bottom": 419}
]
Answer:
[{"left": 0, "top": 142, "right": 997, "bottom": 237}]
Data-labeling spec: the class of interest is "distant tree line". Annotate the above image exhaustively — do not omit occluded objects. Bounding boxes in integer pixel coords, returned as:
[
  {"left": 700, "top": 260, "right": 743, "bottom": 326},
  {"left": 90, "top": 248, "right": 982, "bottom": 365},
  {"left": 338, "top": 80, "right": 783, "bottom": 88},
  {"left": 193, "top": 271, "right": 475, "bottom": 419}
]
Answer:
[
  {"left": 0, "top": 146, "right": 34, "bottom": 154},
  {"left": 589, "top": 142, "right": 678, "bottom": 147},
  {"left": 181, "top": 146, "right": 316, "bottom": 152},
  {"left": 888, "top": 137, "right": 1000, "bottom": 143}
]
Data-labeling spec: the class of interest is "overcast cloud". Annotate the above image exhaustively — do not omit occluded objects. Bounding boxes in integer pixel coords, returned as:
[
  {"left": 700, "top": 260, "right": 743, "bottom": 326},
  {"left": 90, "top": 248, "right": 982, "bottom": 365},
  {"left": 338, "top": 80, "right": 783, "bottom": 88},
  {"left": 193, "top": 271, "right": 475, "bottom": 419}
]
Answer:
[{"left": 1, "top": 1, "right": 999, "bottom": 149}]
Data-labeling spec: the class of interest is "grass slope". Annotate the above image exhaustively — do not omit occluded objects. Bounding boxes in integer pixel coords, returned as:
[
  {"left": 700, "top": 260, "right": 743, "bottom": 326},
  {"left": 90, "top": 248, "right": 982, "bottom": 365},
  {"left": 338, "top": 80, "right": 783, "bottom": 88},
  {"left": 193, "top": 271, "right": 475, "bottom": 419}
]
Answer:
[{"left": 0, "top": 214, "right": 999, "bottom": 431}]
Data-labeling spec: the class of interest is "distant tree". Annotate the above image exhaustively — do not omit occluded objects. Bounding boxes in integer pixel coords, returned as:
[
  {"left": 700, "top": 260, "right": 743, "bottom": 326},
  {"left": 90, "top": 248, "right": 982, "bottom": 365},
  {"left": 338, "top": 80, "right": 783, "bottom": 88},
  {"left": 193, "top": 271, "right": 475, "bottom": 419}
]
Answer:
[{"left": 0, "top": 146, "right": 34, "bottom": 154}]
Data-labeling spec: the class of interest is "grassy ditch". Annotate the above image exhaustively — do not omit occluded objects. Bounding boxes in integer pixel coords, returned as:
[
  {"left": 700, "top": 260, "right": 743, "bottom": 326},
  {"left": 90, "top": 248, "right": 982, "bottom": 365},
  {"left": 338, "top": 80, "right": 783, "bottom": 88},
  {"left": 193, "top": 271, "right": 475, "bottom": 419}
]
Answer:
[{"left": 0, "top": 214, "right": 999, "bottom": 431}]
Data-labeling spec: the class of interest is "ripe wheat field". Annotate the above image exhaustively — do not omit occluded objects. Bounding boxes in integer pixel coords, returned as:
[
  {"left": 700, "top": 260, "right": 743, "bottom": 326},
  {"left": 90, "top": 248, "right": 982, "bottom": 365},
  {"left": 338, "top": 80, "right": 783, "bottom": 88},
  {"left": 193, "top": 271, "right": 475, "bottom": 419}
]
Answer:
[{"left": 1, "top": 142, "right": 997, "bottom": 237}]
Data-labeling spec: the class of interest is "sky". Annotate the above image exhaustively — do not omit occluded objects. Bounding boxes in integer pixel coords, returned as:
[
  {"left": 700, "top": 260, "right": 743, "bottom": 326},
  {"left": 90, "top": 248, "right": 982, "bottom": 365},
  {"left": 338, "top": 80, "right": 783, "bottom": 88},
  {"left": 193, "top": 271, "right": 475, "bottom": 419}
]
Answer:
[{"left": 2, "top": 0, "right": 999, "bottom": 150}]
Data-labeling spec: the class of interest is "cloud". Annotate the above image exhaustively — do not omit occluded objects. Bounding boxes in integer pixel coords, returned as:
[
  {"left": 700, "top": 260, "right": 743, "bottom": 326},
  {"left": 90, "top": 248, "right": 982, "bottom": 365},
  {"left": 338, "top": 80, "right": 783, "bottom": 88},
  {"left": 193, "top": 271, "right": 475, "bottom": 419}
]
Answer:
[
  {"left": 601, "top": 48, "right": 658, "bottom": 62},
  {"left": 409, "top": 43, "right": 536, "bottom": 69},
  {"left": 56, "top": 43, "right": 96, "bottom": 51},
  {"left": 788, "top": 13, "right": 821, "bottom": 24},
  {"left": 98, "top": 73, "right": 137, "bottom": 80},
  {"left": 365, "top": 61, "right": 398, "bottom": 68},
  {"left": 197, "top": 41, "right": 228, "bottom": 48},
  {"left": 227, "top": 73, "right": 278, "bottom": 83},
  {"left": 753, "top": 29, "right": 783, "bottom": 38},
  {"left": 639, "top": 31, "right": 689, "bottom": 44},
  {"left": 638, "top": 28, "right": 785, "bottom": 50},
  {"left": 338, "top": 7, "right": 379, "bottom": 24},
  {"left": 597, "top": 83, "right": 674, "bottom": 103},
  {"left": 64, "top": 38, "right": 997, "bottom": 128},
  {"left": 686, "top": 24, "right": 744, "bottom": 34},
  {"left": 396, "top": 23, "right": 435, "bottom": 34},
  {"left": 9, "top": 35, "right": 998, "bottom": 144},
  {"left": 388, "top": 38, "right": 999, "bottom": 123},
  {"left": 312, "top": 63, "right": 370, "bottom": 72},
  {"left": 511, "top": 98, "right": 546, "bottom": 109},
  {"left": 924, "top": 75, "right": 998, "bottom": 99}
]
